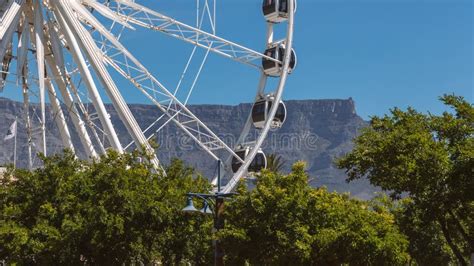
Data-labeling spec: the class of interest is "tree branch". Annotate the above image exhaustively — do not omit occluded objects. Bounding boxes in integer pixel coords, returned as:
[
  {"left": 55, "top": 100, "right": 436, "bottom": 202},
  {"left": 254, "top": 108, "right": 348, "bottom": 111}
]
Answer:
[{"left": 438, "top": 217, "right": 467, "bottom": 266}]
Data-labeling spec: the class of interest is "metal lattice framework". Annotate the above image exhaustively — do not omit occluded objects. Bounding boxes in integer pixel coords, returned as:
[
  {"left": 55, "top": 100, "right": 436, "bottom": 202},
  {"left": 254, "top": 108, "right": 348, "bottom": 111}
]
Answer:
[{"left": 0, "top": 0, "right": 295, "bottom": 192}]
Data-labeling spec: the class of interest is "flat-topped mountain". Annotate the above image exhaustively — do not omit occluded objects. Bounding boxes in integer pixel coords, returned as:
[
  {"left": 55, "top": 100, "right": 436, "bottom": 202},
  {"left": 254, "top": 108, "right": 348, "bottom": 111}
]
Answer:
[{"left": 0, "top": 97, "right": 376, "bottom": 198}]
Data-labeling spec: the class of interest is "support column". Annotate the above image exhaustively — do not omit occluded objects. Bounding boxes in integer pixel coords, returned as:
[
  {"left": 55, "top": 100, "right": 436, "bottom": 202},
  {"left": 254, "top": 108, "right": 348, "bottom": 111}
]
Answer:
[
  {"left": 44, "top": 54, "right": 98, "bottom": 158},
  {"left": 55, "top": 0, "right": 161, "bottom": 168},
  {"left": 45, "top": 75, "right": 75, "bottom": 152},
  {"left": 34, "top": 0, "right": 47, "bottom": 155},
  {"left": 54, "top": 5, "right": 124, "bottom": 153}
]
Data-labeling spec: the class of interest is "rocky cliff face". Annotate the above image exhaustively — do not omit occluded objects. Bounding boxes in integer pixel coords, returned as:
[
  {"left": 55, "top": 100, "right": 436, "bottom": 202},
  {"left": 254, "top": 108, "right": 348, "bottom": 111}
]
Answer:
[{"left": 0, "top": 97, "right": 376, "bottom": 199}]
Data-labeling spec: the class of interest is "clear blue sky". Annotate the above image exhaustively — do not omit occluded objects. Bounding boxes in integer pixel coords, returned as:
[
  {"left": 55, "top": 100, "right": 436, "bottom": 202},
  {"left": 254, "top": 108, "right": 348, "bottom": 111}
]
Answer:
[
  {"left": 133, "top": 0, "right": 473, "bottom": 119},
  {"left": 2, "top": 0, "right": 472, "bottom": 119}
]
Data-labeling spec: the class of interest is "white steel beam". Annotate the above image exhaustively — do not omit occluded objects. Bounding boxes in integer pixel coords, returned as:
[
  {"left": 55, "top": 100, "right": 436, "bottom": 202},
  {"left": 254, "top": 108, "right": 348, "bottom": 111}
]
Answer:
[
  {"left": 53, "top": 5, "right": 124, "bottom": 154},
  {"left": 45, "top": 74, "right": 75, "bottom": 152},
  {"left": 21, "top": 70, "right": 33, "bottom": 169},
  {"left": 65, "top": 1, "right": 244, "bottom": 164},
  {"left": 34, "top": 0, "right": 47, "bottom": 155},
  {"left": 67, "top": 76, "right": 107, "bottom": 155},
  {"left": 55, "top": 0, "right": 162, "bottom": 169},
  {"left": 93, "top": 0, "right": 280, "bottom": 69},
  {"left": 16, "top": 15, "right": 29, "bottom": 81},
  {"left": 43, "top": 21, "right": 99, "bottom": 158},
  {"left": 45, "top": 53, "right": 99, "bottom": 158},
  {"left": 50, "top": 18, "right": 107, "bottom": 154},
  {"left": 0, "top": 1, "right": 22, "bottom": 62},
  {"left": 0, "top": 0, "right": 24, "bottom": 40},
  {"left": 0, "top": 41, "right": 12, "bottom": 90}
]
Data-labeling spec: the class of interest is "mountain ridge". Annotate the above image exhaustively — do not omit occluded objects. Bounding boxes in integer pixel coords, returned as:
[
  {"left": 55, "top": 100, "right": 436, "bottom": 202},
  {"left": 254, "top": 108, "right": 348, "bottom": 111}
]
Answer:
[{"left": 0, "top": 97, "right": 377, "bottom": 198}]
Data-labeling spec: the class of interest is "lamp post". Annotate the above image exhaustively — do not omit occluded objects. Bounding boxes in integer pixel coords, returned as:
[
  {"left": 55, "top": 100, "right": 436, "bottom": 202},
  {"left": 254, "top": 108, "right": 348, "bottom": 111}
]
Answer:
[{"left": 182, "top": 160, "right": 235, "bottom": 266}]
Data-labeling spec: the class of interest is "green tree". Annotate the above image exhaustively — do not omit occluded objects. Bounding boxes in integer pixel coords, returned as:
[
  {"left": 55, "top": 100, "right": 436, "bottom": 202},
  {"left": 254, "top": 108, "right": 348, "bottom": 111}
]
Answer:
[
  {"left": 337, "top": 95, "right": 473, "bottom": 265},
  {"left": 394, "top": 198, "right": 456, "bottom": 265},
  {"left": 220, "top": 162, "right": 410, "bottom": 265},
  {"left": 266, "top": 153, "right": 286, "bottom": 173},
  {"left": 0, "top": 150, "right": 213, "bottom": 264}
]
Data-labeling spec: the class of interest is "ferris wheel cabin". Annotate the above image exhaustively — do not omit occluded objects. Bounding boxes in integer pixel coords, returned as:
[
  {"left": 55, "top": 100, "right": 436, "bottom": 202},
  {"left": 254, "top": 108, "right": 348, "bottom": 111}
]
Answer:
[
  {"left": 252, "top": 95, "right": 287, "bottom": 129},
  {"left": 262, "top": 43, "right": 297, "bottom": 77},
  {"left": 262, "top": 0, "right": 295, "bottom": 23},
  {"left": 232, "top": 147, "right": 267, "bottom": 173}
]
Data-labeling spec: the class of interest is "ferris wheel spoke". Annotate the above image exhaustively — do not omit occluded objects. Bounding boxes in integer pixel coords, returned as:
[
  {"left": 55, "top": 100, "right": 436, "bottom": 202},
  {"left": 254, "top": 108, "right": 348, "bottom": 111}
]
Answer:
[
  {"left": 76, "top": 12, "right": 245, "bottom": 164},
  {"left": 53, "top": 3, "right": 125, "bottom": 153},
  {"left": 21, "top": 75, "right": 34, "bottom": 169},
  {"left": 41, "top": 19, "right": 102, "bottom": 158},
  {"left": 105, "top": 48, "right": 244, "bottom": 162},
  {"left": 45, "top": 75, "right": 75, "bottom": 152},
  {"left": 45, "top": 53, "right": 99, "bottom": 158},
  {"left": 54, "top": 0, "right": 164, "bottom": 170},
  {"left": 0, "top": 41, "right": 13, "bottom": 91},
  {"left": 67, "top": 72, "right": 108, "bottom": 155},
  {"left": 16, "top": 17, "right": 29, "bottom": 82},
  {"left": 82, "top": 0, "right": 135, "bottom": 30},
  {"left": 99, "top": 0, "right": 280, "bottom": 69},
  {"left": 47, "top": 20, "right": 67, "bottom": 73},
  {"left": 0, "top": 17, "right": 20, "bottom": 83},
  {"left": 0, "top": 0, "right": 24, "bottom": 40},
  {"left": 33, "top": 0, "right": 47, "bottom": 156},
  {"left": 58, "top": 0, "right": 244, "bottom": 163}
]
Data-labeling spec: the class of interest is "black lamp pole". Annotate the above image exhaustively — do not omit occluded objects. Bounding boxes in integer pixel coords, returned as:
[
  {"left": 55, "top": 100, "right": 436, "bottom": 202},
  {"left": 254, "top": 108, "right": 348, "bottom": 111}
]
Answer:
[
  {"left": 182, "top": 160, "right": 235, "bottom": 266},
  {"left": 213, "top": 160, "right": 224, "bottom": 266},
  {"left": 214, "top": 196, "right": 225, "bottom": 265}
]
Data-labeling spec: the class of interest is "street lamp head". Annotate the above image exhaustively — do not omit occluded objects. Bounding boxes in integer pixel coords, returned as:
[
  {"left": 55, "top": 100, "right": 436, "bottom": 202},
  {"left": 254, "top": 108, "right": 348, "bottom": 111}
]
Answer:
[
  {"left": 182, "top": 197, "right": 199, "bottom": 213},
  {"left": 200, "top": 201, "right": 213, "bottom": 215}
]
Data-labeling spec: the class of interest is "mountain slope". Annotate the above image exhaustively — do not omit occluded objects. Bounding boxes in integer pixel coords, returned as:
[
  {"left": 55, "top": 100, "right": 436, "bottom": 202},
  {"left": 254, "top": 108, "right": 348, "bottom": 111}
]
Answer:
[{"left": 0, "top": 97, "right": 377, "bottom": 198}]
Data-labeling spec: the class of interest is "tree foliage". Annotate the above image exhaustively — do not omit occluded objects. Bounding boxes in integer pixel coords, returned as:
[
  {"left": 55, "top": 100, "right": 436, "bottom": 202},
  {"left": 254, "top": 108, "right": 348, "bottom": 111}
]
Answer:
[
  {"left": 5, "top": 96, "right": 469, "bottom": 266},
  {"left": 220, "top": 162, "right": 410, "bottom": 265},
  {"left": 0, "top": 150, "right": 212, "bottom": 264},
  {"left": 337, "top": 94, "right": 473, "bottom": 265}
]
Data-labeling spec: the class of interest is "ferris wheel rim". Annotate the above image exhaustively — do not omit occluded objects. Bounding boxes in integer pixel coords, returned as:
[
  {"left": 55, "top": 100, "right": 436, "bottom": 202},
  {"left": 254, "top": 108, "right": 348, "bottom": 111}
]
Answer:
[{"left": 220, "top": 0, "right": 296, "bottom": 193}]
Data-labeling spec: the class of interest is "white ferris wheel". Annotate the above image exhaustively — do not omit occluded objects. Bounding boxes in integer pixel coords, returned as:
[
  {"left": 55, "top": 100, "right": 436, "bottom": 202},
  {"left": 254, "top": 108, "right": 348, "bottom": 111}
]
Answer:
[{"left": 0, "top": 0, "right": 296, "bottom": 193}]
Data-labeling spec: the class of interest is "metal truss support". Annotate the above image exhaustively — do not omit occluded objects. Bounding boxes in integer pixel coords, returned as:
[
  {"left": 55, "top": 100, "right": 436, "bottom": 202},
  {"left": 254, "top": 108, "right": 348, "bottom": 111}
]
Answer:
[
  {"left": 99, "top": 0, "right": 280, "bottom": 69},
  {"left": 45, "top": 54, "right": 99, "bottom": 158},
  {"left": 45, "top": 75, "right": 75, "bottom": 152},
  {"left": 53, "top": 5, "right": 124, "bottom": 154},
  {"left": 56, "top": 0, "right": 244, "bottom": 164},
  {"left": 34, "top": 0, "right": 47, "bottom": 155},
  {"left": 21, "top": 72, "right": 33, "bottom": 170},
  {"left": 55, "top": 0, "right": 162, "bottom": 169}
]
